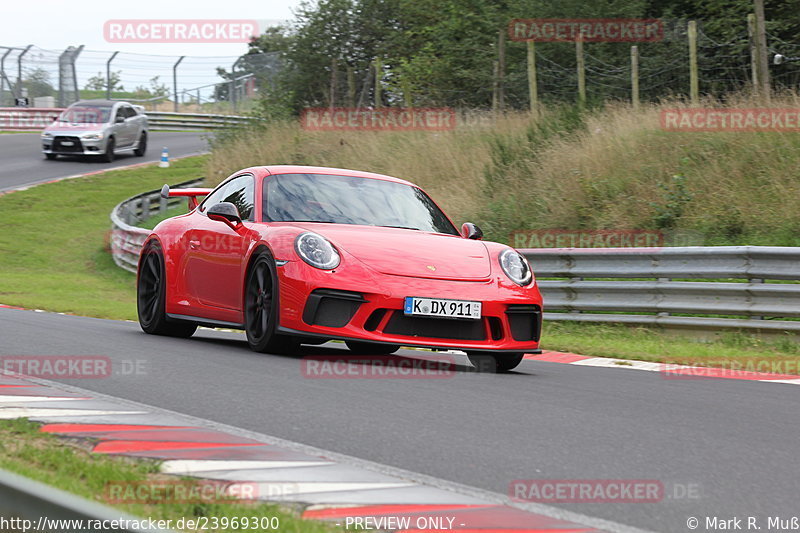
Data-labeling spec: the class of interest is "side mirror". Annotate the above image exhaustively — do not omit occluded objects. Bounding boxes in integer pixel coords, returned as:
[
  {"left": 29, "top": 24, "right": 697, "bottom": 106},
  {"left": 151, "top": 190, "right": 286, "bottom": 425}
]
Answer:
[
  {"left": 51, "top": 116, "right": 59, "bottom": 122},
  {"left": 461, "top": 222, "right": 483, "bottom": 240},
  {"left": 115, "top": 115, "right": 125, "bottom": 123},
  {"left": 208, "top": 202, "right": 242, "bottom": 229}
]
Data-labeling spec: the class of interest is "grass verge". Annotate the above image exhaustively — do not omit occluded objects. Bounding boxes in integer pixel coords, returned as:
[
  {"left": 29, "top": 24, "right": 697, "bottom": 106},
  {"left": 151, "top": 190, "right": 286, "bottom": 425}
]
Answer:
[
  {"left": 0, "top": 419, "right": 340, "bottom": 533},
  {"left": 0, "top": 157, "right": 201, "bottom": 320},
  {"left": 545, "top": 322, "right": 800, "bottom": 372}
]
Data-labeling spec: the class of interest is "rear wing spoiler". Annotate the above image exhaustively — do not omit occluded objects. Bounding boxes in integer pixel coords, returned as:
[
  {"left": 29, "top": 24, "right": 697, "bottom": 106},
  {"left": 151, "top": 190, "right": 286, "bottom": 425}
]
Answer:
[{"left": 161, "top": 184, "right": 213, "bottom": 210}]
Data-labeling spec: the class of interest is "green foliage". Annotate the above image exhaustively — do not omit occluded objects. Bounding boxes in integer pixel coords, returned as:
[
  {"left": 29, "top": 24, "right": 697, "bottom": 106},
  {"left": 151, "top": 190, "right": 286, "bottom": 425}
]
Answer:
[{"left": 650, "top": 171, "right": 694, "bottom": 229}]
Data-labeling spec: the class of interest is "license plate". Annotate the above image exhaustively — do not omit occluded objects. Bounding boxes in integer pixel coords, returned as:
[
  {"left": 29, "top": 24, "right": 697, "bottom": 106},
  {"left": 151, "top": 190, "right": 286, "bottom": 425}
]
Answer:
[
  {"left": 404, "top": 297, "right": 481, "bottom": 320},
  {"left": 60, "top": 141, "right": 74, "bottom": 146}
]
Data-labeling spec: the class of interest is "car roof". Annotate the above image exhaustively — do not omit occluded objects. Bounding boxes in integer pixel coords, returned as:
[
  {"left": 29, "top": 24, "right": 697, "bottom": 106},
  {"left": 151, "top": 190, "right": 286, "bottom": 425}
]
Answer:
[
  {"left": 70, "top": 99, "right": 123, "bottom": 107},
  {"left": 262, "top": 165, "right": 415, "bottom": 187}
]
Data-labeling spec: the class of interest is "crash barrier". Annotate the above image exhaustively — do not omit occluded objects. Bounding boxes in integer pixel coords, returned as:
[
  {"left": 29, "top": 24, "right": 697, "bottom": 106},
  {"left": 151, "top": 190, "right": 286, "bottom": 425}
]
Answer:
[
  {"left": 108, "top": 185, "right": 800, "bottom": 334},
  {"left": 522, "top": 247, "right": 800, "bottom": 333},
  {"left": 0, "top": 107, "right": 255, "bottom": 131},
  {"left": 110, "top": 178, "right": 204, "bottom": 273},
  {"left": 0, "top": 467, "right": 175, "bottom": 532}
]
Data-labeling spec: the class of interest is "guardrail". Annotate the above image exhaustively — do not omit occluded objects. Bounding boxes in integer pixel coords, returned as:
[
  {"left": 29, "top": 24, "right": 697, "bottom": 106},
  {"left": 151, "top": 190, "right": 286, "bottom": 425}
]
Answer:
[
  {"left": 110, "top": 179, "right": 203, "bottom": 273},
  {"left": 522, "top": 247, "right": 800, "bottom": 333},
  {"left": 146, "top": 111, "right": 256, "bottom": 131},
  {"left": 0, "top": 107, "right": 256, "bottom": 131},
  {"left": 0, "top": 467, "right": 174, "bottom": 532},
  {"left": 107, "top": 185, "right": 800, "bottom": 334}
]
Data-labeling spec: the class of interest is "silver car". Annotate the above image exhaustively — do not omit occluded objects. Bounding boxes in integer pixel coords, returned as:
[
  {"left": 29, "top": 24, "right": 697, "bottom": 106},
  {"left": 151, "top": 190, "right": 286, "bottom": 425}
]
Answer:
[{"left": 41, "top": 99, "right": 148, "bottom": 162}]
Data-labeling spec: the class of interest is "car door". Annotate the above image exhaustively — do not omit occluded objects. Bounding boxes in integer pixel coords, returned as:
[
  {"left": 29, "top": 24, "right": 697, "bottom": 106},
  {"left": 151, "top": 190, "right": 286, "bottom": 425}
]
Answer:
[
  {"left": 120, "top": 105, "right": 138, "bottom": 146},
  {"left": 184, "top": 174, "right": 256, "bottom": 313},
  {"left": 110, "top": 106, "right": 129, "bottom": 146}
]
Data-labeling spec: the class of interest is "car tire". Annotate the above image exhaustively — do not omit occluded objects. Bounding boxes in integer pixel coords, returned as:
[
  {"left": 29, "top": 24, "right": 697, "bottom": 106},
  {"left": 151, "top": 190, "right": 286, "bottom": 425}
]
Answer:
[
  {"left": 133, "top": 132, "right": 147, "bottom": 157},
  {"left": 245, "top": 251, "right": 298, "bottom": 354},
  {"left": 345, "top": 341, "right": 400, "bottom": 355},
  {"left": 137, "top": 242, "right": 197, "bottom": 338},
  {"left": 102, "top": 137, "right": 115, "bottom": 163},
  {"left": 467, "top": 352, "right": 524, "bottom": 373},
  {"left": 44, "top": 153, "right": 57, "bottom": 160}
]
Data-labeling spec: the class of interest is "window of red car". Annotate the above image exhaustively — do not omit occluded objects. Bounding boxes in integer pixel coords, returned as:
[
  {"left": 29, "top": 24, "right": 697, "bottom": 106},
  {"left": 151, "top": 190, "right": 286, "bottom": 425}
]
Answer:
[
  {"left": 262, "top": 173, "right": 458, "bottom": 235},
  {"left": 199, "top": 174, "right": 255, "bottom": 221}
]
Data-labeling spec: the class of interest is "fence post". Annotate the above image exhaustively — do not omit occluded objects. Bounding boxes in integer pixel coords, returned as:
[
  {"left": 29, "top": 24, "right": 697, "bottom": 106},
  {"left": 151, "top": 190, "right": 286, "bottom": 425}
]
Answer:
[
  {"left": 576, "top": 37, "right": 586, "bottom": 108},
  {"left": 346, "top": 65, "right": 355, "bottom": 108},
  {"left": 527, "top": 41, "right": 538, "bottom": 115},
  {"left": 329, "top": 57, "right": 337, "bottom": 110},
  {"left": 402, "top": 76, "right": 412, "bottom": 108},
  {"left": 688, "top": 21, "right": 699, "bottom": 105},
  {"left": 15, "top": 45, "right": 32, "bottom": 99},
  {"left": 748, "top": 14, "right": 758, "bottom": 95},
  {"left": 497, "top": 28, "right": 506, "bottom": 111},
  {"left": 374, "top": 56, "right": 382, "bottom": 109},
  {"left": 631, "top": 45, "right": 639, "bottom": 110},
  {"left": 106, "top": 51, "right": 119, "bottom": 100},
  {"left": 0, "top": 48, "right": 12, "bottom": 105},
  {"left": 492, "top": 60, "right": 499, "bottom": 112},
  {"left": 753, "top": 0, "right": 770, "bottom": 101},
  {"left": 172, "top": 56, "right": 185, "bottom": 113}
]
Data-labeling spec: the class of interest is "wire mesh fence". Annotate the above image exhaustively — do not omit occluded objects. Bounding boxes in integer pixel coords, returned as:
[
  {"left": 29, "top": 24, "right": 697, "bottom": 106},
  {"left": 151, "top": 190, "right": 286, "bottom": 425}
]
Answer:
[{"left": 0, "top": 44, "right": 281, "bottom": 113}]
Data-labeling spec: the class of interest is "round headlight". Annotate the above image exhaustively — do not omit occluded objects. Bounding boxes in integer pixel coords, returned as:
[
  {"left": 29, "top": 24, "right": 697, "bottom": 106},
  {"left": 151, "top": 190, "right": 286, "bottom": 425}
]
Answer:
[
  {"left": 295, "top": 232, "right": 340, "bottom": 270},
  {"left": 499, "top": 249, "right": 533, "bottom": 286}
]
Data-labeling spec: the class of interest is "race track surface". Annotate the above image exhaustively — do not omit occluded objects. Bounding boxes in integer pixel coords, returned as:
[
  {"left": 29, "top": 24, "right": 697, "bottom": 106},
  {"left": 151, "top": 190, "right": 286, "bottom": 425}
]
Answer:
[
  {"left": 0, "top": 131, "right": 210, "bottom": 192},
  {"left": 1, "top": 307, "right": 797, "bottom": 532}
]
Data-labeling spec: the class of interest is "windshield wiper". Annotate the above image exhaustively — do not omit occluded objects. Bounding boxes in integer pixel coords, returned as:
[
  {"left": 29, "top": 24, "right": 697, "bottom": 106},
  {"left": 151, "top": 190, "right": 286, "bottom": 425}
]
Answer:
[{"left": 379, "top": 225, "right": 420, "bottom": 231}]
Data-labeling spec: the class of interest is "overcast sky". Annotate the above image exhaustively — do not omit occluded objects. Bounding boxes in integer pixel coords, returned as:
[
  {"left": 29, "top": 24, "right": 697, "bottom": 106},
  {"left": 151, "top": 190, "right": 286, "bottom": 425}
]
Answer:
[
  {"left": 2, "top": 0, "right": 304, "bottom": 98},
  {"left": 4, "top": 0, "right": 301, "bottom": 56}
]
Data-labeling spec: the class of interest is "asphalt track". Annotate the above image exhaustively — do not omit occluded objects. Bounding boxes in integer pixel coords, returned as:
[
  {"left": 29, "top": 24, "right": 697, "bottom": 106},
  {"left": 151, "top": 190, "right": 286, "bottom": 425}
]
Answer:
[
  {"left": 1, "top": 307, "right": 797, "bottom": 532},
  {"left": 0, "top": 131, "right": 211, "bottom": 191}
]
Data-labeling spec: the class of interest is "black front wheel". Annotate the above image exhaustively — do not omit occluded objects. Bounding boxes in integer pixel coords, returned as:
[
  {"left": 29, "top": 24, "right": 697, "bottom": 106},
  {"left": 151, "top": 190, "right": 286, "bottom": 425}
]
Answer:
[
  {"left": 137, "top": 243, "right": 197, "bottom": 338},
  {"left": 133, "top": 132, "right": 147, "bottom": 156},
  {"left": 102, "top": 137, "right": 115, "bottom": 162},
  {"left": 467, "top": 352, "right": 525, "bottom": 373},
  {"left": 244, "top": 252, "right": 297, "bottom": 354}
]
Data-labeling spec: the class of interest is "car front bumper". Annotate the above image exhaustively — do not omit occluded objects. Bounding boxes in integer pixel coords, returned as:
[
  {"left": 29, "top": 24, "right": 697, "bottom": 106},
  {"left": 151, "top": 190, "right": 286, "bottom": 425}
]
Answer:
[
  {"left": 42, "top": 135, "right": 106, "bottom": 156},
  {"left": 277, "top": 260, "right": 544, "bottom": 353}
]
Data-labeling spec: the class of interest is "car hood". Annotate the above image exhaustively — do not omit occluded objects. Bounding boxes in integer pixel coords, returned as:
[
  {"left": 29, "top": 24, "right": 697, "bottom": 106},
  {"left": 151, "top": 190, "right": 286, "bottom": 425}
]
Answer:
[
  {"left": 294, "top": 224, "right": 492, "bottom": 280},
  {"left": 43, "top": 123, "right": 105, "bottom": 134}
]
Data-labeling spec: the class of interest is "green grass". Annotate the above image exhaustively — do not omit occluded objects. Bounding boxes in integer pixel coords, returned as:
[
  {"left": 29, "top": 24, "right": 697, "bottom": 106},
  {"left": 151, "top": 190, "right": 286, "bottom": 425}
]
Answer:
[
  {"left": 0, "top": 157, "right": 205, "bottom": 320},
  {"left": 544, "top": 321, "right": 800, "bottom": 372},
  {"left": 140, "top": 206, "right": 187, "bottom": 230},
  {"left": 0, "top": 419, "right": 341, "bottom": 533}
]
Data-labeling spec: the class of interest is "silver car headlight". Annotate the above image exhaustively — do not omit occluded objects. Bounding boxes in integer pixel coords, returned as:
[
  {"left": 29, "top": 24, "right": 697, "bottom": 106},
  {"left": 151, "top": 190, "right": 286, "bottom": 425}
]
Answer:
[
  {"left": 41, "top": 132, "right": 52, "bottom": 138},
  {"left": 499, "top": 249, "right": 533, "bottom": 286},
  {"left": 295, "top": 232, "right": 340, "bottom": 270},
  {"left": 80, "top": 132, "right": 104, "bottom": 140}
]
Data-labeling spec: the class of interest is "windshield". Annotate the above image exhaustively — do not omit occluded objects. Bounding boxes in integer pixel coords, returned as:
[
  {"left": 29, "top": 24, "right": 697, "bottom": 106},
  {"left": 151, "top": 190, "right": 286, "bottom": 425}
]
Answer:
[
  {"left": 263, "top": 173, "right": 459, "bottom": 235},
  {"left": 58, "top": 105, "right": 111, "bottom": 124}
]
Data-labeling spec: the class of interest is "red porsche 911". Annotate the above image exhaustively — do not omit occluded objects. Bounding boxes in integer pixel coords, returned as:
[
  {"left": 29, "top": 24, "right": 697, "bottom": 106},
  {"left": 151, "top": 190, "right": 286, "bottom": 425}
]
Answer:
[{"left": 137, "top": 166, "right": 542, "bottom": 372}]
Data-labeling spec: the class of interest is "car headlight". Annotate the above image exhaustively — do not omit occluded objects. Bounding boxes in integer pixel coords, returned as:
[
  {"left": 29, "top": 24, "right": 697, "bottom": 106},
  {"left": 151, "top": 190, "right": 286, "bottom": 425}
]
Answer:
[
  {"left": 295, "top": 232, "right": 340, "bottom": 270},
  {"left": 41, "top": 132, "right": 52, "bottom": 138},
  {"left": 499, "top": 249, "right": 533, "bottom": 286},
  {"left": 80, "top": 132, "right": 104, "bottom": 140}
]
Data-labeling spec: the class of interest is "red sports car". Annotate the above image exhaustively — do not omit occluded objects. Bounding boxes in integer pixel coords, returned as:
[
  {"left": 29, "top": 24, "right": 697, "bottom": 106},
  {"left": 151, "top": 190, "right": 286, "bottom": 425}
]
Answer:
[{"left": 137, "top": 166, "right": 542, "bottom": 372}]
